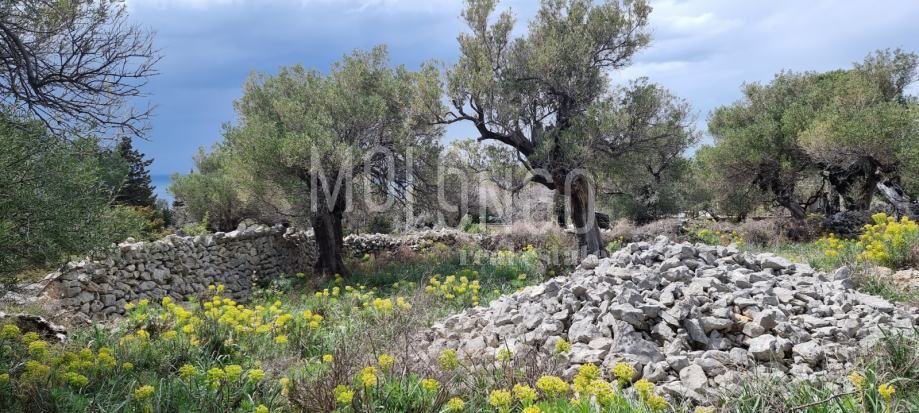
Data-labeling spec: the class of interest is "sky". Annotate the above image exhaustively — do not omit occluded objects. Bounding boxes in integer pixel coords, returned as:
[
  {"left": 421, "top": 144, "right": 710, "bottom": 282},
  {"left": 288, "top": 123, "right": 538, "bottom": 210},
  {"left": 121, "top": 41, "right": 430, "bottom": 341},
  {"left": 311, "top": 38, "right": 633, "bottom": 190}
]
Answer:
[{"left": 124, "top": 0, "right": 919, "bottom": 199}]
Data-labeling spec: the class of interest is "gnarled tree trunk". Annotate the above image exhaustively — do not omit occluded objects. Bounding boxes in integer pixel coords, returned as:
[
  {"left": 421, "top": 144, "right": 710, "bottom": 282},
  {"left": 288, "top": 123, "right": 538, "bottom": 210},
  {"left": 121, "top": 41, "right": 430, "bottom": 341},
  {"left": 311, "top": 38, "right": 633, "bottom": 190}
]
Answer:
[
  {"left": 565, "top": 176, "right": 606, "bottom": 258},
  {"left": 877, "top": 179, "right": 918, "bottom": 219},
  {"left": 311, "top": 186, "right": 349, "bottom": 276}
]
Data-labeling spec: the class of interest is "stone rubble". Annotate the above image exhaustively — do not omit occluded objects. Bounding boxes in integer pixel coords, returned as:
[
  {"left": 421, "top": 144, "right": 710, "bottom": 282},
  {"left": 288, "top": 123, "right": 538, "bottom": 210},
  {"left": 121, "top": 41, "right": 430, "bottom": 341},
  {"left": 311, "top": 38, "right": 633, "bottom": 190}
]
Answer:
[{"left": 419, "top": 237, "right": 918, "bottom": 402}]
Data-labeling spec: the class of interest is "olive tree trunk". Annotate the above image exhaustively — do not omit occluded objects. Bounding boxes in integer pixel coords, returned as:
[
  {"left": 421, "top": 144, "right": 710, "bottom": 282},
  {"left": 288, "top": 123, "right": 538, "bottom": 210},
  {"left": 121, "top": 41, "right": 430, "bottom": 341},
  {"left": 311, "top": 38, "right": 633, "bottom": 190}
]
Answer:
[
  {"left": 564, "top": 175, "right": 606, "bottom": 258},
  {"left": 311, "top": 187, "right": 349, "bottom": 276}
]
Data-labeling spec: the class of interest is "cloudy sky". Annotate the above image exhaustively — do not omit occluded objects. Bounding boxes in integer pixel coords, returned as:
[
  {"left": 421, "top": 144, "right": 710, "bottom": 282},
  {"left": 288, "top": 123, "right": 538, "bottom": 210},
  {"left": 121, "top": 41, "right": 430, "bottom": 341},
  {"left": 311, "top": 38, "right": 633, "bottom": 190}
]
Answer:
[{"left": 124, "top": 0, "right": 919, "bottom": 198}]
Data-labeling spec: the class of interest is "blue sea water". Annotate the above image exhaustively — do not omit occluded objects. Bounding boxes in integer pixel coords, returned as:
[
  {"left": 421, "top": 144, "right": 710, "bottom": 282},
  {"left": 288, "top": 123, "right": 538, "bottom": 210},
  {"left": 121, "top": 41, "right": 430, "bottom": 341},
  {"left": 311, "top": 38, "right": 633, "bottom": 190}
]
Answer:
[{"left": 151, "top": 174, "right": 173, "bottom": 204}]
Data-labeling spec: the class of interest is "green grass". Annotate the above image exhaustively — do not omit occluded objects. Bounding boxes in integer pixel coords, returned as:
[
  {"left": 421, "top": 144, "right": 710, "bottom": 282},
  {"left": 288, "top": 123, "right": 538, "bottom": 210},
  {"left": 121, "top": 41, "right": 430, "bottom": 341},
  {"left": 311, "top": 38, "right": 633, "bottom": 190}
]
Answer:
[{"left": 1, "top": 242, "right": 917, "bottom": 413}]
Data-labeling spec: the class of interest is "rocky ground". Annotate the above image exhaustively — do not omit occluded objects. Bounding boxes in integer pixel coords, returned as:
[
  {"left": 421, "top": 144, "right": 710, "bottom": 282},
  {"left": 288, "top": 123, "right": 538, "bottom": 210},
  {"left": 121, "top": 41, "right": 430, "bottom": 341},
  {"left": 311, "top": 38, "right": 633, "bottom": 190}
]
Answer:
[{"left": 419, "top": 237, "right": 919, "bottom": 402}]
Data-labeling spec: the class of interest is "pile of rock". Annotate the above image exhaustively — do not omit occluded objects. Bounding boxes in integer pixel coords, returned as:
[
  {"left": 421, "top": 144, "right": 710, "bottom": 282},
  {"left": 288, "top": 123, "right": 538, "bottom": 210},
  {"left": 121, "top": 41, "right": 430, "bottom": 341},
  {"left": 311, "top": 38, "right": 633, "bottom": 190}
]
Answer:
[{"left": 419, "top": 237, "right": 918, "bottom": 401}]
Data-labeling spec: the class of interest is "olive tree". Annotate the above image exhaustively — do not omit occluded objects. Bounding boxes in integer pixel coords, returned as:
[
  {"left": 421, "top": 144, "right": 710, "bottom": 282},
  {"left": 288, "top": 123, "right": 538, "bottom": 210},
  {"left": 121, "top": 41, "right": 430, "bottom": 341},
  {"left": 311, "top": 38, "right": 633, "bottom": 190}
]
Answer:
[
  {"left": 708, "top": 72, "right": 827, "bottom": 220},
  {"left": 800, "top": 50, "right": 919, "bottom": 216},
  {"left": 708, "top": 49, "right": 919, "bottom": 220},
  {"left": 437, "top": 0, "right": 692, "bottom": 256},
  {"left": 222, "top": 46, "right": 442, "bottom": 275}
]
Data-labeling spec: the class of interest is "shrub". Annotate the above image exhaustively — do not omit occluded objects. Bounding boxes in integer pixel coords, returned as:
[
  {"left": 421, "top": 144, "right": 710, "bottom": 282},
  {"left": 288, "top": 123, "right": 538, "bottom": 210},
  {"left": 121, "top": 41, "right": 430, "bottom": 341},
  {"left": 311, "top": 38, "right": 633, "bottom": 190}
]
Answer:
[{"left": 858, "top": 213, "right": 919, "bottom": 269}]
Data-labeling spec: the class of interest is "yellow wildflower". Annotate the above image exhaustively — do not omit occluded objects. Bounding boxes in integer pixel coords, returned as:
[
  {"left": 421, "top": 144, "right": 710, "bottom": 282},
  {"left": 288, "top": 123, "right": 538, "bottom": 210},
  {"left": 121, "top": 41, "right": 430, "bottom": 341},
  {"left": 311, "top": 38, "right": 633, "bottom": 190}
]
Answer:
[
  {"left": 438, "top": 349, "right": 459, "bottom": 371},
  {"left": 421, "top": 378, "right": 440, "bottom": 392},
  {"left": 536, "top": 375, "right": 568, "bottom": 398},
  {"left": 133, "top": 385, "right": 155, "bottom": 400},
  {"left": 445, "top": 397, "right": 465, "bottom": 412},
  {"left": 878, "top": 383, "right": 895, "bottom": 401},
  {"left": 0, "top": 324, "right": 20, "bottom": 339},
  {"left": 334, "top": 384, "right": 354, "bottom": 405},
  {"left": 646, "top": 394, "right": 668, "bottom": 410},
  {"left": 358, "top": 366, "right": 378, "bottom": 387},
  {"left": 612, "top": 361, "right": 636, "bottom": 383},
  {"left": 488, "top": 389, "right": 512, "bottom": 411},
  {"left": 274, "top": 335, "right": 288, "bottom": 344},
  {"left": 63, "top": 371, "right": 90, "bottom": 387},
  {"left": 178, "top": 364, "right": 198, "bottom": 379},
  {"left": 634, "top": 378, "right": 655, "bottom": 399},
  {"left": 224, "top": 364, "right": 243, "bottom": 381},
  {"left": 513, "top": 383, "right": 538, "bottom": 404},
  {"left": 247, "top": 369, "right": 265, "bottom": 382},
  {"left": 377, "top": 354, "right": 395, "bottom": 371},
  {"left": 848, "top": 372, "right": 866, "bottom": 389},
  {"left": 322, "top": 354, "right": 334, "bottom": 363},
  {"left": 554, "top": 339, "right": 571, "bottom": 354}
]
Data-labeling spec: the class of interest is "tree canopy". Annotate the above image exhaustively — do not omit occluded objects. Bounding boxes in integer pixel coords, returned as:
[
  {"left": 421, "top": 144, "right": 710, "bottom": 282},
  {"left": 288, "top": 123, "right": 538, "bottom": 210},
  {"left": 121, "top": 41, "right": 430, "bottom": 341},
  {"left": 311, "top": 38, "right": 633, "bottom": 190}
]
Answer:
[
  {"left": 435, "top": 0, "right": 695, "bottom": 255},
  {"left": 706, "top": 49, "right": 919, "bottom": 220},
  {"left": 221, "top": 46, "right": 443, "bottom": 274}
]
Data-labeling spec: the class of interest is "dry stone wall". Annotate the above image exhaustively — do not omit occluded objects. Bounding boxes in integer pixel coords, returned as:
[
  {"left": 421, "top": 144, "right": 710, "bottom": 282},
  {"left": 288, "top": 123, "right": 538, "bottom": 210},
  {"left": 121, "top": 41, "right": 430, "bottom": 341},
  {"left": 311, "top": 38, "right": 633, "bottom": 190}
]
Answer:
[
  {"left": 40, "top": 227, "right": 484, "bottom": 319},
  {"left": 44, "top": 224, "right": 314, "bottom": 319}
]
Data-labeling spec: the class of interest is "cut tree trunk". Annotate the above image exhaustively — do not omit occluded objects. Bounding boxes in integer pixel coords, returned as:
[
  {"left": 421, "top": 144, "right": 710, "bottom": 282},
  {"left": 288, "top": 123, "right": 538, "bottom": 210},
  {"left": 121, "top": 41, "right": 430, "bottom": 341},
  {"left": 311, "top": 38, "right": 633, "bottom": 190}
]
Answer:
[{"left": 566, "top": 177, "right": 606, "bottom": 258}]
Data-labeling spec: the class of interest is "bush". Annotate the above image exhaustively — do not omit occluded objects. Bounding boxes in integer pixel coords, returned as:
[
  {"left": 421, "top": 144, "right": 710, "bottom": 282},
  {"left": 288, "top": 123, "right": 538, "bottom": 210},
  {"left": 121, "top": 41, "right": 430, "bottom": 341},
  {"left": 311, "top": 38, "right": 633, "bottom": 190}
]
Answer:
[
  {"left": 0, "top": 116, "right": 146, "bottom": 285},
  {"left": 858, "top": 213, "right": 919, "bottom": 268},
  {"left": 179, "top": 213, "right": 211, "bottom": 237},
  {"left": 365, "top": 215, "right": 393, "bottom": 234}
]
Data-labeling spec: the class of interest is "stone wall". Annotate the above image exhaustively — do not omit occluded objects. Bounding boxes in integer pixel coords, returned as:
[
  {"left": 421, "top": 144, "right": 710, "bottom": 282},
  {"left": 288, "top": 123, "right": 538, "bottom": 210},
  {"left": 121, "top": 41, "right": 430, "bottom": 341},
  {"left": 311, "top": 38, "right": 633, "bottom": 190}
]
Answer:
[
  {"left": 43, "top": 224, "right": 314, "bottom": 319},
  {"left": 39, "top": 225, "right": 555, "bottom": 319}
]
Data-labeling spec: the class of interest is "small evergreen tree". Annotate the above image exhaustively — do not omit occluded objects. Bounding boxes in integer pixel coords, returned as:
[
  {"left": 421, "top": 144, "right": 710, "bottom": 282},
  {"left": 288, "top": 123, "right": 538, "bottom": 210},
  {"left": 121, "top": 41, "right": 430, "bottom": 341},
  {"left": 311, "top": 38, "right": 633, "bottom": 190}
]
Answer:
[{"left": 112, "top": 136, "right": 157, "bottom": 207}]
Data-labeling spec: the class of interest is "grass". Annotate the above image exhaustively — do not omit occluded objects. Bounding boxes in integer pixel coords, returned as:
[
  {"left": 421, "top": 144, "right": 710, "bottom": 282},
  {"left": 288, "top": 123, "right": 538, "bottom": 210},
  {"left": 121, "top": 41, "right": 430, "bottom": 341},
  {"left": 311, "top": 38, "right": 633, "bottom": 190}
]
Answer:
[
  {"left": 1, "top": 239, "right": 917, "bottom": 412},
  {"left": 722, "top": 327, "right": 919, "bottom": 412}
]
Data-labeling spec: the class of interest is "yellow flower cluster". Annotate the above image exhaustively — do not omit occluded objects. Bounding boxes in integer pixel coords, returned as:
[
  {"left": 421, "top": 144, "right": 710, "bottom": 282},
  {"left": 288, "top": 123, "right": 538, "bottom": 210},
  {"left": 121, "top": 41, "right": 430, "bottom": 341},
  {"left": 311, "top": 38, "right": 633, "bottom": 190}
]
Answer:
[
  {"left": 553, "top": 339, "right": 572, "bottom": 354},
  {"left": 377, "top": 354, "right": 395, "bottom": 371},
  {"left": 512, "top": 383, "right": 538, "bottom": 405},
  {"left": 133, "top": 384, "right": 155, "bottom": 400},
  {"left": 0, "top": 325, "right": 128, "bottom": 391},
  {"left": 695, "top": 227, "right": 745, "bottom": 247},
  {"left": 445, "top": 396, "right": 465, "bottom": 412},
  {"left": 425, "top": 270, "right": 481, "bottom": 306},
  {"left": 358, "top": 366, "right": 378, "bottom": 387},
  {"left": 858, "top": 213, "right": 918, "bottom": 267},
  {"left": 535, "top": 375, "right": 569, "bottom": 398},
  {"left": 438, "top": 349, "right": 460, "bottom": 371},
  {"left": 488, "top": 389, "right": 513, "bottom": 412},
  {"left": 420, "top": 378, "right": 440, "bottom": 392},
  {"left": 334, "top": 384, "right": 355, "bottom": 405},
  {"left": 611, "top": 361, "right": 636, "bottom": 386},
  {"left": 816, "top": 233, "right": 846, "bottom": 259}
]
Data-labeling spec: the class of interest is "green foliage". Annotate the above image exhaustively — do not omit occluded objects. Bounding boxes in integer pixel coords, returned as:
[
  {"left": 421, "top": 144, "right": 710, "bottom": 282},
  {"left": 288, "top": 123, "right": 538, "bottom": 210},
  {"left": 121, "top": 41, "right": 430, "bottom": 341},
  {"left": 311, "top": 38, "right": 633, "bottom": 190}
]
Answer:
[
  {"left": 0, "top": 115, "right": 144, "bottom": 285},
  {"left": 110, "top": 136, "right": 158, "bottom": 208},
  {"left": 170, "top": 146, "right": 250, "bottom": 232},
  {"left": 218, "top": 45, "right": 443, "bottom": 273},
  {"left": 441, "top": 0, "right": 699, "bottom": 253},
  {"left": 180, "top": 212, "right": 211, "bottom": 236},
  {"left": 597, "top": 81, "right": 699, "bottom": 223},
  {"left": 705, "top": 49, "right": 919, "bottom": 218},
  {"left": 687, "top": 145, "right": 765, "bottom": 221},
  {"left": 605, "top": 238, "right": 624, "bottom": 254}
]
